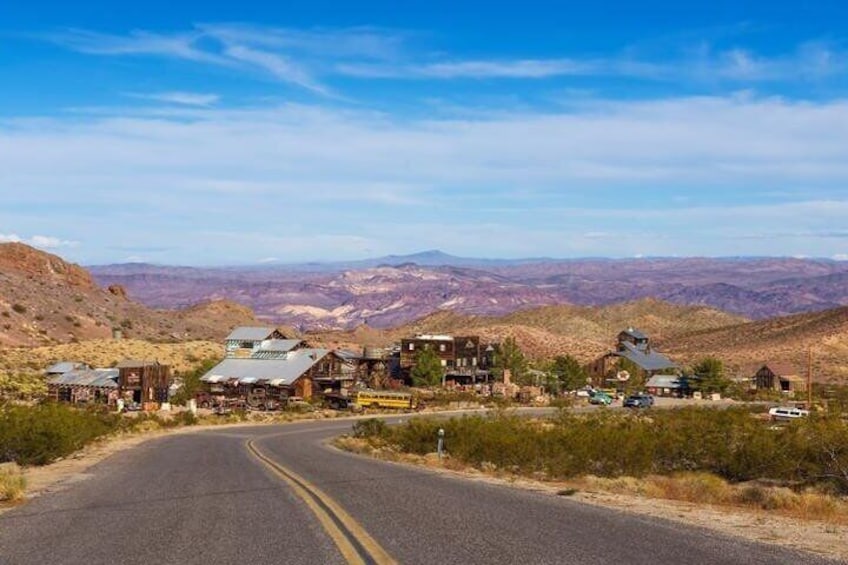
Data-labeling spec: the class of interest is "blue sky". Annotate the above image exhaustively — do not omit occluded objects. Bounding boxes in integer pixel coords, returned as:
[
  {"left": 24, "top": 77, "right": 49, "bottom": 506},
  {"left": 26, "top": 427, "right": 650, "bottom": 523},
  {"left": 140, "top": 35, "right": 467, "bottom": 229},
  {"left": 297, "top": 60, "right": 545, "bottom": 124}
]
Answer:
[{"left": 1, "top": 0, "right": 848, "bottom": 265}]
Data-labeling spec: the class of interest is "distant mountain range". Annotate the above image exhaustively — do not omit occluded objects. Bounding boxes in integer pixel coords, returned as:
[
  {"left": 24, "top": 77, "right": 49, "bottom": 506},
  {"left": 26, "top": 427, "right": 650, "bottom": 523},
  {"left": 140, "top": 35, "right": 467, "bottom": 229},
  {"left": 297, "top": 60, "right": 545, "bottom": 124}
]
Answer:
[
  {"left": 89, "top": 250, "right": 848, "bottom": 330},
  {"left": 6, "top": 243, "right": 848, "bottom": 380}
]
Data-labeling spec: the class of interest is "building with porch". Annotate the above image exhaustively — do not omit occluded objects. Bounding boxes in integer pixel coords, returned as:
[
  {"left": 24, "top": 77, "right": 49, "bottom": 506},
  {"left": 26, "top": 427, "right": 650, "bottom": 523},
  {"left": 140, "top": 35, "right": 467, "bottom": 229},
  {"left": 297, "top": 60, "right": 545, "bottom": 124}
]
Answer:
[{"left": 587, "top": 327, "right": 678, "bottom": 386}]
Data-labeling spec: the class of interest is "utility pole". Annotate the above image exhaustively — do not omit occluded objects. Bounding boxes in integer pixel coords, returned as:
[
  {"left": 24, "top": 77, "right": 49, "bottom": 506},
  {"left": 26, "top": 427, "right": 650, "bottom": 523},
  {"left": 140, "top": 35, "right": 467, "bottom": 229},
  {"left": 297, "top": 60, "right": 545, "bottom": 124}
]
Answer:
[{"left": 807, "top": 346, "right": 813, "bottom": 409}]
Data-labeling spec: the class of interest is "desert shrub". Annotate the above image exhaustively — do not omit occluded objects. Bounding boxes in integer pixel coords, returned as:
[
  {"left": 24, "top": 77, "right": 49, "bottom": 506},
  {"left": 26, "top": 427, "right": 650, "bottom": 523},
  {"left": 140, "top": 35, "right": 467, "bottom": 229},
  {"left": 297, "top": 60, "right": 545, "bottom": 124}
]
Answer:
[
  {"left": 34, "top": 315, "right": 44, "bottom": 321},
  {"left": 11, "top": 304, "right": 26, "bottom": 314},
  {"left": 368, "top": 408, "right": 848, "bottom": 491},
  {"left": 0, "top": 373, "right": 47, "bottom": 401},
  {"left": 0, "top": 403, "right": 122, "bottom": 466},
  {"left": 352, "top": 418, "right": 388, "bottom": 439},
  {"left": 168, "top": 410, "right": 198, "bottom": 427}
]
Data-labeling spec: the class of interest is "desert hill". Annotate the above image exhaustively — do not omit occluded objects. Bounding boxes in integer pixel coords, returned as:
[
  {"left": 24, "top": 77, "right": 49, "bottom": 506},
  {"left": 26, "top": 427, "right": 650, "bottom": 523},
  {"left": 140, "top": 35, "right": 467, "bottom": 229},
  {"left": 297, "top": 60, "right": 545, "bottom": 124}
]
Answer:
[
  {"left": 0, "top": 243, "right": 257, "bottom": 347},
  {"left": 311, "top": 299, "right": 747, "bottom": 362},
  {"left": 313, "top": 299, "right": 848, "bottom": 381},
  {"left": 662, "top": 305, "right": 848, "bottom": 381}
]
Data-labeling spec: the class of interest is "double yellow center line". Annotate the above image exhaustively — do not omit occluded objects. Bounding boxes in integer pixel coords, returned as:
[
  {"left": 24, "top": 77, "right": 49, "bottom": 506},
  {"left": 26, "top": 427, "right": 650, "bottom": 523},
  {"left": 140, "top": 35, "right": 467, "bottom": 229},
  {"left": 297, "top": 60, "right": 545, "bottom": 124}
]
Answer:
[{"left": 246, "top": 439, "right": 396, "bottom": 565}]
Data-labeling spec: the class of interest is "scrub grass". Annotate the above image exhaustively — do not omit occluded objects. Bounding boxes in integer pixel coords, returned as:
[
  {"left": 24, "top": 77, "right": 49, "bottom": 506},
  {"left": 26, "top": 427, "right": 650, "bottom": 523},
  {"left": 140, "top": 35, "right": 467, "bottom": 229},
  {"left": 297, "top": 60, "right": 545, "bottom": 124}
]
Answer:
[{"left": 0, "top": 463, "right": 26, "bottom": 503}]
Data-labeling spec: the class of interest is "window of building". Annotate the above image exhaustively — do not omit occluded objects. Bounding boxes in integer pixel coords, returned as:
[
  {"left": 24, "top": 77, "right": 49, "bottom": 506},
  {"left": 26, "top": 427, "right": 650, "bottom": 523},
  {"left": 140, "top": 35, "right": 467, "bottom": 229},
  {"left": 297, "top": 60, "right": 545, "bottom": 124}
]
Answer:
[
  {"left": 439, "top": 344, "right": 446, "bottom": 352},
  {"left": 408, "top": 343, "right": 415, "bottom": 351}
]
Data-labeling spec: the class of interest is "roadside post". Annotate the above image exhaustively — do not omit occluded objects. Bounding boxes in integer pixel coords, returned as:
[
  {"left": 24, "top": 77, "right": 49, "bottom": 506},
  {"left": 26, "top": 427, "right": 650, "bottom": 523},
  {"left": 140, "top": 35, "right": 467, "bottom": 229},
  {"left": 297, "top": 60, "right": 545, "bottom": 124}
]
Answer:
[{"left": 437, "top": 428, "right": 445, "bottom": 460}]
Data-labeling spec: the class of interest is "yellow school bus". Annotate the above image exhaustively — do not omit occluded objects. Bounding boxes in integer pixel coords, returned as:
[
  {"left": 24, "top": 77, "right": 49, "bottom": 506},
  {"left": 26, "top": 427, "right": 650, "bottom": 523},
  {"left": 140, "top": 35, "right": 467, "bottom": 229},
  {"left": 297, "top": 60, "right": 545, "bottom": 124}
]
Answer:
[{"left": 354, "top": 390, "right": 416, "bottom": 409}]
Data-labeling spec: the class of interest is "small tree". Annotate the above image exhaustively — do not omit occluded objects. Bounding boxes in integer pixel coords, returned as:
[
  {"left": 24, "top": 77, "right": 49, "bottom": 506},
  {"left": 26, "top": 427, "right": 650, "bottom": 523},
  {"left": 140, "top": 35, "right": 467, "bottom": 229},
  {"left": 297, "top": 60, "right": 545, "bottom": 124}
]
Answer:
[
  {"left": 551, "top": 355, "right": 589, "bottom": 391},
  {"left": 494, "top": 337, "right": 528, "bottom": 384},
  {"left": 692, "top": 357, "right": 729, "bottom": 394},
  {"left": 411, "top": 347, "right": 444, "bottom": 387},
  {"left": 171, "top": 358, "right": 219, "bottom": 405}
]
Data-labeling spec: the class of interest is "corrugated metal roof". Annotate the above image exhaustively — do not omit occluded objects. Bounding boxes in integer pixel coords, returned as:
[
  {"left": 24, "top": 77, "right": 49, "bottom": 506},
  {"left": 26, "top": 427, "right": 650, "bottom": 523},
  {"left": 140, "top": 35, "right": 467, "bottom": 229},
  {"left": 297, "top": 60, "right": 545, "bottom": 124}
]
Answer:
[
  {"left": 48, "top": 368, "right": 119, "bottom": 388},
  {"left": 617, "top": 342, "right": 678, "bottom": 371},
  {"left": 257, "top": 339, "right": 301, "bottom": 352},
  {"left": 226, "top": 327, "right": 278, "bottom": 341},
  {"left": 620, "top": 327, "right": 649, "bottom": 340},
  {"left": 201, "top": 349, "right": 330, "bottom": 386},
  {"left": 646, "top": 375, "right": 682, "bottom": 388},
  {"left": 46, "top": 361, "right": 85, "bottom": 374},
  {"left": 336, "top": 349, "right": 360, "bottom": 361}
]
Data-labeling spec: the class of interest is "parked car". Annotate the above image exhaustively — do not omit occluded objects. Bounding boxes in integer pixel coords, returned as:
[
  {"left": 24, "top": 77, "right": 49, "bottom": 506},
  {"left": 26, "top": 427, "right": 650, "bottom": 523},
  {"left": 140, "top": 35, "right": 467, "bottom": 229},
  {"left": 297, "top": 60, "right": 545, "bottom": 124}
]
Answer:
[
  {"left": 324, "top": 392, "right": 355, "bottom": 410},
  {"left": 282, "top": 396, "right": 315, "bottom": 412},
  {"left": 589, "top": 391, "right": 613, "bottom": 405},
  {"left": 623, "top": 394, "right": 654, "bottom": 408}
]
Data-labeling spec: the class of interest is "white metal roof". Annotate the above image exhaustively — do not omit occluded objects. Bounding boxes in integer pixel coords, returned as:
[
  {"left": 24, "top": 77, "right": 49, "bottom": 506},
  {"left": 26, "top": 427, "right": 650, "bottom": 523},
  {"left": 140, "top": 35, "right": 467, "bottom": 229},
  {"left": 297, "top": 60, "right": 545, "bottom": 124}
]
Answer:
[
  {"left": 201, "top": 349, "right": 330, "bottom": 387},
  {"left": 226, "top": 327, "right": 278, "bottom": 341}
]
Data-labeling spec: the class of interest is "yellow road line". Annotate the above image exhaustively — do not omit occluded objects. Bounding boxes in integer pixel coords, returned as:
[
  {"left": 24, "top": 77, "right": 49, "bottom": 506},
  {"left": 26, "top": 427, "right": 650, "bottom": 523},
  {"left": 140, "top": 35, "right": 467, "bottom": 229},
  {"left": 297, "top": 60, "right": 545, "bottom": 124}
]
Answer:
[{"left": 246, "top": 439, "right": 396, "bottom": 565}]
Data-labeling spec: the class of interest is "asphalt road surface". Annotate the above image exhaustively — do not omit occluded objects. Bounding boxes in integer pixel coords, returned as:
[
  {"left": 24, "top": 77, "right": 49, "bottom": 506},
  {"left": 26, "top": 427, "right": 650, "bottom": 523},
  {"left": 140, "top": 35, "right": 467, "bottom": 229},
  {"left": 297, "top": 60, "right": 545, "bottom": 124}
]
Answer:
[{"left": 0, "top": 416, "right": 838, "bottom": 565}]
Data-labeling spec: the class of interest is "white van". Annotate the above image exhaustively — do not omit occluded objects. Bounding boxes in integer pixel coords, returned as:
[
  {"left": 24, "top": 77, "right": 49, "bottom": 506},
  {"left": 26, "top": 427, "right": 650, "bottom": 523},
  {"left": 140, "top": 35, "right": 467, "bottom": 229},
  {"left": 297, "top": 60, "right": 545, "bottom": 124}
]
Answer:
[{"left": 768, "top": 406, "right": 810, "bottom": 420}]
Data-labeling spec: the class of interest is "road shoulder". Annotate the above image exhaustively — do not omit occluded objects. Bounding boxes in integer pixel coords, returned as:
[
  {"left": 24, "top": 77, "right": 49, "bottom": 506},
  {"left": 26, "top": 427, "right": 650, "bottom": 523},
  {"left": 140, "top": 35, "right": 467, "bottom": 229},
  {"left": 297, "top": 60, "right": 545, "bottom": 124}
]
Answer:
[{"left": 329, "top": 437, "right": 848, "bottom": 562}]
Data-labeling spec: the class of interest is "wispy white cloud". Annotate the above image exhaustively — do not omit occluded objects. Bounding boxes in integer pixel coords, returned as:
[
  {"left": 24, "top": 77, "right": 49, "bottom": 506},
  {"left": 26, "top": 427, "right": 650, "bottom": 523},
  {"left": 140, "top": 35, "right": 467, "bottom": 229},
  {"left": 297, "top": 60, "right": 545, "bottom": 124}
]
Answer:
[
  {"left": 127, "top": 91, "right": 220, "bottom": 106},
  {"left": 194, "top": 23, "right": 407, "bottom": 60},
  {"left": 690, "top": 41, "right": 848, "bottom": 81},
  {"left": 44, "top": 26, "right": 328, "bottom": 94},
  {"left": 222, "top": 44, "right": 329, "bottom": 95},
  {"left": 338, "top": 59, "right": 598, "bottom": 79},
  {"left": 0, "top": 233, "right": 79, "bottom": 249},
  {"left": 43, "top": 24, "right": 848, "bottom": 89},
  {"left": 2, "top": 94, "right": 848, "bottom": 262}
]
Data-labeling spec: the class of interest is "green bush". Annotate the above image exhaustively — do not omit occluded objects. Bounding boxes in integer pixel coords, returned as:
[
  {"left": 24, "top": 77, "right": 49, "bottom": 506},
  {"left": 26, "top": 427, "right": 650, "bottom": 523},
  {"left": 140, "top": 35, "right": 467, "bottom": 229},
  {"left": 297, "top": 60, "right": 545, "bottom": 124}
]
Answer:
[
  {"left": 170, "top": 358, "right": 218, "bottom": 406},
  {"left": 0, "top": 403, "right": 122, "bottom": 466}
]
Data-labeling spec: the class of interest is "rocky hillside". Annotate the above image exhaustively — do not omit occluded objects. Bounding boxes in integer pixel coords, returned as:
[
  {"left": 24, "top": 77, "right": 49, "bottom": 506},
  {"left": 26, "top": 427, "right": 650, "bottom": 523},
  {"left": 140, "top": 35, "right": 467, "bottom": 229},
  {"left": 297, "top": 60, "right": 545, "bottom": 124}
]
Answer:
[
  {"left": 0, "top": 243, "right": 257, "bottom": 347},
  {"left": 663, "top": 305, "right": 848, "bottom": 381}
]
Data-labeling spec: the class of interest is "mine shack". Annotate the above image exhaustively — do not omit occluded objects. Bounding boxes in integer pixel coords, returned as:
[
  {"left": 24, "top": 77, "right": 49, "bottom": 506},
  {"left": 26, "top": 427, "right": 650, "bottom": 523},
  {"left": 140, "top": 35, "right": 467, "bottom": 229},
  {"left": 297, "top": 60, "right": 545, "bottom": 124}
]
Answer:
[
  {"left": 117, "top": 360, "right": 171, "bottom": 410},
  {"left": 46, "top": 368, "right": 119, "bottom": 405}
]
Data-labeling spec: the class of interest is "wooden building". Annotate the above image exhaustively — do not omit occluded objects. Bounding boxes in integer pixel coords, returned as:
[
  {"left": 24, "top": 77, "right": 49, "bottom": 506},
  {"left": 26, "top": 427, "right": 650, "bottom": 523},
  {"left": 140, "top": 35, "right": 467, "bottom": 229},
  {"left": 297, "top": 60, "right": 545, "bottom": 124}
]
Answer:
[
  {"left": 753, "top": 363, "right": 807, "bottom": 394},
  {"left": 199, "top": 348, "right": 356, "bottom": 401},
  {"left": 399, "top": 334, "right": 491, "bottom": 381},
  {"left": 586, "top": 327, "right": 678, "bottom": 386},
  {"left": 118, "top": 360, "right": 171, "bottom": 410},
  {"left": 46, "top": 368, "right": 119, "bottom": 405},
  {"left": 224, "top": 327, "right": 301, "bottom": 358}
]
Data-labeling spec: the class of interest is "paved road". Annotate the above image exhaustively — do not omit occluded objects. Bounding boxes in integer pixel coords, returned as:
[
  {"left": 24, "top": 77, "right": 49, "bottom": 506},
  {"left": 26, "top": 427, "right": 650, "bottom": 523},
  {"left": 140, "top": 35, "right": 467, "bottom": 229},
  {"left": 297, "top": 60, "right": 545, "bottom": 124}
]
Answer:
[{"left": 0, "top": 416, "right": 837, "bottom": 564}]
